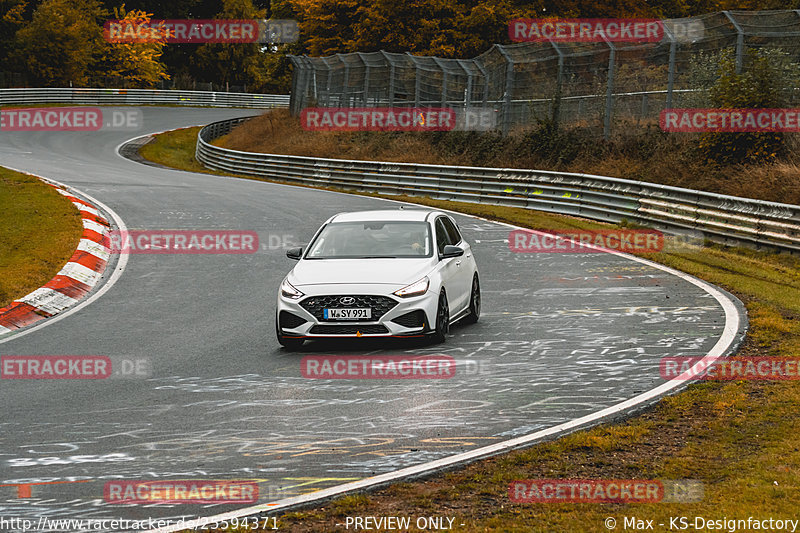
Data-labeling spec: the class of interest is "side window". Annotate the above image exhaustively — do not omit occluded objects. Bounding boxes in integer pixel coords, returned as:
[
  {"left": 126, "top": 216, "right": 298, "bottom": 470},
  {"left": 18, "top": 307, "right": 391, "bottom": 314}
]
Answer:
[
  {"left": 442, "top": 217, "right": 462, "bottom": 245},
  {"left": 435, "top": 218, "right": 450, "bottom": 255}
]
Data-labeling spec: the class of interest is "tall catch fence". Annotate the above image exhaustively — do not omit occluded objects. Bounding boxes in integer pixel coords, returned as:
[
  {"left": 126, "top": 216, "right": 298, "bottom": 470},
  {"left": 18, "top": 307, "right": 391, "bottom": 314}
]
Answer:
[{"left": 289, "top": 10, "right": 800, "bottom": 138}]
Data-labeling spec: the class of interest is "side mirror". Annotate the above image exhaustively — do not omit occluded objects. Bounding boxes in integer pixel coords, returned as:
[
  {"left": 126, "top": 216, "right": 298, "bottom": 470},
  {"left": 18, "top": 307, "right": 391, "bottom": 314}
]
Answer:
[
  {"left": 286, "top": 247, "right": 303, "bottom": 260},
  {"left": 441, "top": 245, "right": 464, "bottom": 259}
]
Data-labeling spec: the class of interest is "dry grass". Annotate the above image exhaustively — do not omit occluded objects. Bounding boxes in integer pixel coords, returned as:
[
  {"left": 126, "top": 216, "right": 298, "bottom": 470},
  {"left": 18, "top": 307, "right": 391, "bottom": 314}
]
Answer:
[{"left": 218, "top": 110, "right": 800, "bottom": 205}]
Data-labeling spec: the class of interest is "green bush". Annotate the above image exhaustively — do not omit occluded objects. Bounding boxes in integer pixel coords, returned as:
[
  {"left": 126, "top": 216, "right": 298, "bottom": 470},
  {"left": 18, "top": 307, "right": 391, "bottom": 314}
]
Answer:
[{"left": 695, "top": 48, "right": 800, "bottom": 165}]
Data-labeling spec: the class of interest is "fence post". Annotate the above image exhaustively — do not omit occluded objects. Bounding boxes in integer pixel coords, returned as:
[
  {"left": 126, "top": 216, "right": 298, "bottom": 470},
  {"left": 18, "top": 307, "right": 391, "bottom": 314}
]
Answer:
[
  {"left": 380, "top": 51, "right": 395, "bottom": 106},
  {"left": 340, "top": 55, "right": 350, "bottom": 107},
  {"left": 321, "top": 57, "right": 334, "bottom": 107},
  {"left": 406, "top": 53, "right": 422, "bottom": 107},
  {"left": 288, "top": 55, "right": 303, "bottom": 115},
  {"left": 457, "top": 59, "right": 473, "bottom": 107},
  {"left": 495, "top": 45, "right": 515, "bottom": 134},
  {"left": 309, "top": 57, "right": 318, "bottom": 104},
  {"left": 357, "top": 53, "right": 370, "bottom": 106},
  {"left": 723, "top": 11, "right": 745, "bottom": 73},
  {"left": 475, "top": 61, "right": 489, "bottom": 106},
  {"left": 550, "top": 40, "right": 565, "bottom": 129},
  {"left": 433, "top": 57, "right": 448, "bottom": 107},
  {"left": 604, "top": 40, "right": 616, "bottom": 140},
  {"left": 663, "top": 23, "right": 677, "bottom": 110}
]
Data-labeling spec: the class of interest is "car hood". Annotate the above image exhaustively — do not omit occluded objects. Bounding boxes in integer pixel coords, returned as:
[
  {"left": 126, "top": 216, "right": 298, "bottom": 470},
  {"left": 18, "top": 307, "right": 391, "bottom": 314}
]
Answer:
[{"left": 288, "top": 258, "right": 433, "bottom": 287}]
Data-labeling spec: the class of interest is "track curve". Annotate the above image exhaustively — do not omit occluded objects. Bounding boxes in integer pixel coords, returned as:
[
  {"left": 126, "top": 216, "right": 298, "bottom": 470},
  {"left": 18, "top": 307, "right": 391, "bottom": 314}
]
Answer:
[{"left": 0, "top": 107, "right": 745, "bottom": 531}]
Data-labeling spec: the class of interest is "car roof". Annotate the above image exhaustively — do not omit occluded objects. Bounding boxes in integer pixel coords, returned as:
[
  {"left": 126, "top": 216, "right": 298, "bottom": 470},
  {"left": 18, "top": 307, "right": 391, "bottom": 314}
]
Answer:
[{"left": 326, "top": 208, "right": 444, "bottom": 223}]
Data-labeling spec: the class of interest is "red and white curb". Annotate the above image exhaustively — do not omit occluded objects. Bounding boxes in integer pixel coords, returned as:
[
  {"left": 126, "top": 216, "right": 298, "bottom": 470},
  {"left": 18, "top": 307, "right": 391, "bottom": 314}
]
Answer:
[{"left": 0, "top": 181, "right": 112, "bottom": 336}]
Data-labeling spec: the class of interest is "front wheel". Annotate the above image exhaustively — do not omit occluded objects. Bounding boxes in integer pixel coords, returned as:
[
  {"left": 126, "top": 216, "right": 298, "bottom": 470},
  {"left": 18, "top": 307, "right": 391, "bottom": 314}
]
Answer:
[
  {"left": 462, "top": 274, "right": 480, "bottom": 324},
  {"left": 430, "top": 290, "right": 450, "bottom": 344}
]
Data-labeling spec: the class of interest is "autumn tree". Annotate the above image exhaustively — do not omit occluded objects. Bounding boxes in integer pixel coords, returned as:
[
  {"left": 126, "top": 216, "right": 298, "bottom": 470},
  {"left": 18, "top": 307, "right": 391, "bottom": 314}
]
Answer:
[
  {"left": 95, "top": 5, "right": 170, "bottom": 88},
  {"left": 193, "top": 0, "right": 271, "bottom": 90},
  {"left": 13, "top": 0, "right": 108, "bottom": 86},
  {"left": 1, "top": 0, "right": 28, "bottom": 72}
]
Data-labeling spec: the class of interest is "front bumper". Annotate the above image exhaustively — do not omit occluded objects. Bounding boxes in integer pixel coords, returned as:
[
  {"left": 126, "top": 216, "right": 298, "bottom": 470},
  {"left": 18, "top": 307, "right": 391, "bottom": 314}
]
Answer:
[{"left": 276, "top": 285, "right": 439, "bottom": 338}]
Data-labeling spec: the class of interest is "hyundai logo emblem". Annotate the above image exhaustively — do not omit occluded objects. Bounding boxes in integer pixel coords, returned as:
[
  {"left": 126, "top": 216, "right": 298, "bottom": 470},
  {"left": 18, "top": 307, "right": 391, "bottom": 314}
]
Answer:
[{"left": 339, "top": 296, "right": 356, "bottom": 305}]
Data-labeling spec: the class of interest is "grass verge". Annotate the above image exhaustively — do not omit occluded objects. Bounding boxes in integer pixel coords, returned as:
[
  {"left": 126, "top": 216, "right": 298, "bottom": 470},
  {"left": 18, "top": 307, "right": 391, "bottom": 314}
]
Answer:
[
  {"left": 139, "top": 126, "right": 212, "bottom": 173},
  {"left": 140, "top": 127, "right": 800, "bottom": 533},
  {"left": 0, "top": 167, "right": 83, "bottom": 309}
]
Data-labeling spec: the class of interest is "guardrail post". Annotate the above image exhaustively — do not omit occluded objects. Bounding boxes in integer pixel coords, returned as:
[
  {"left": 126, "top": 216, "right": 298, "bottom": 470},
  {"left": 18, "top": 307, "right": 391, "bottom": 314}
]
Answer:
[
  {"left": 604, "top": 39, "right": 616, "bottom": 140},
  {"left": 722, "top": 11, "right": 745, "bottom": 74},
  {"left": 495, "top": 45, "right": 515, "bottom": 135}
]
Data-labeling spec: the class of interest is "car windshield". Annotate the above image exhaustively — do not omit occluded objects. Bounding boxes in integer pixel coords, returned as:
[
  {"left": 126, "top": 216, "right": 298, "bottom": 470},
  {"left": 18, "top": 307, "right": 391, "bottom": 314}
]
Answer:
[{"left": 305, "top": 221, "right": 433, "bottom": 259}]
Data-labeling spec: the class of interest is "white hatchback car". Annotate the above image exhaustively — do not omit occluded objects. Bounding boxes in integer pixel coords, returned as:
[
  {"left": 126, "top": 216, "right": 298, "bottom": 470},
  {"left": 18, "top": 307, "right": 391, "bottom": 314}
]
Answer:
[{"left": 276, "top": 208, "right": 480, "bottom": 349}]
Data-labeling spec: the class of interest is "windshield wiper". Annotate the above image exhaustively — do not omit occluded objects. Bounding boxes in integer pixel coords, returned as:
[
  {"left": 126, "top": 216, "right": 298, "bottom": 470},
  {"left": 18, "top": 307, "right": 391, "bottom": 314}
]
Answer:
[{"left": 359, "top": 256, "right": 397, "bottom": 258}]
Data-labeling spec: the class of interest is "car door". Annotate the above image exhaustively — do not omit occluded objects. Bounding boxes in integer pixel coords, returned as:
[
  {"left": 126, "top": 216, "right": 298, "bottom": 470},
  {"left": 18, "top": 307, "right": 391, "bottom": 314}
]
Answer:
[
  {"left": 441, "top": 215, "right": 473, "bottom": 312},
  {"left": 434, "top": 217, "right": 461, "bottom": 311}
]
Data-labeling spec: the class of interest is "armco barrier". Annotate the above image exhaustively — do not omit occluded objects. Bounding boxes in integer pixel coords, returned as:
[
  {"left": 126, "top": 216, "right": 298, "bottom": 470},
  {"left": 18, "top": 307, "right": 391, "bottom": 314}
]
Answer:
[
  {"left": 0, "top": 88, "right": 289, "bottom": 109},
  {"left": 196, "top": 117, "right": 800, "bottom": 253}
]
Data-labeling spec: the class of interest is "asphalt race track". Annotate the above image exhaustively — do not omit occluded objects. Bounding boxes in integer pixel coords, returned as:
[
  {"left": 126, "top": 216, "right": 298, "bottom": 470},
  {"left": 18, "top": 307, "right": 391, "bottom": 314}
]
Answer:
[{"left": 0, "top": 107, "right": 745, "bottom": 531}]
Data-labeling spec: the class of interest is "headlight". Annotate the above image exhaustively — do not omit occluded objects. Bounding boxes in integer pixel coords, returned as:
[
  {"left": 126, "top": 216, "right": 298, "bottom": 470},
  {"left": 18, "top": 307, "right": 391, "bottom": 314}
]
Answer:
[
  {"left": 393, "top": 276, "right": 429, "bottom": 298},
  {"left": 280, "top": 279, "right": 304, "bottom": 300}
]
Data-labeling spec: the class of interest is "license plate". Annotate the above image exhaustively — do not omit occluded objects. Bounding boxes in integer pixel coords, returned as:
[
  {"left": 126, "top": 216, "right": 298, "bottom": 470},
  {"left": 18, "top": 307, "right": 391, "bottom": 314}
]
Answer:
[{"left": 323, "top": 308, "right": 371, "bottom": 320}]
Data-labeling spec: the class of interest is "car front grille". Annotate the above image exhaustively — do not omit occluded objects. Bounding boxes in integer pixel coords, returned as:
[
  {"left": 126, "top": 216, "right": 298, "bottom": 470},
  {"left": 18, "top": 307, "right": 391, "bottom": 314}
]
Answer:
[
  {"left": 309, "top": 324, "right": 390, "bottom": 335},
  {"left": 300, "top": 295, "right": 398, "bottom": 322},
  {"left": 391, "top": 309, "right": 427, "bottom": 328}
]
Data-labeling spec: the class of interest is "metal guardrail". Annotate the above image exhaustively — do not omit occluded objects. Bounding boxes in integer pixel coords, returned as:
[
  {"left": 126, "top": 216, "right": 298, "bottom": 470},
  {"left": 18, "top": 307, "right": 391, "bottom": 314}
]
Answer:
[
  {"left": 197, "top": 116, "right": 800, "bottom": 253},
  {"left": 0, "top": 88, "right": 289, "bottom": 108}
]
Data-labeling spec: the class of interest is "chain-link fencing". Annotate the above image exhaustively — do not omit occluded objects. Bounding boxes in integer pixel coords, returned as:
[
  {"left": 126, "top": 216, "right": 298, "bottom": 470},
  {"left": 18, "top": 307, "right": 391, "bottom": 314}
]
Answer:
[{"left": 288, "top": 10, "right": 800, "bottom": 138}]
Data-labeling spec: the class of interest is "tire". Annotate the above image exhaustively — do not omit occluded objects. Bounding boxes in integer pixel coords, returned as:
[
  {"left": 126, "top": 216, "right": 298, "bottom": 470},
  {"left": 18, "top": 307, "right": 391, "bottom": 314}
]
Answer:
[
  {"left": 276, "top": 316, "right": 305, "bottom": 350},
  {"left": 431, "top": 290, "right": 450, "bottom": 344},
  {"left": 462, "top": 274, "right": 480, "bottom": 324}
]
